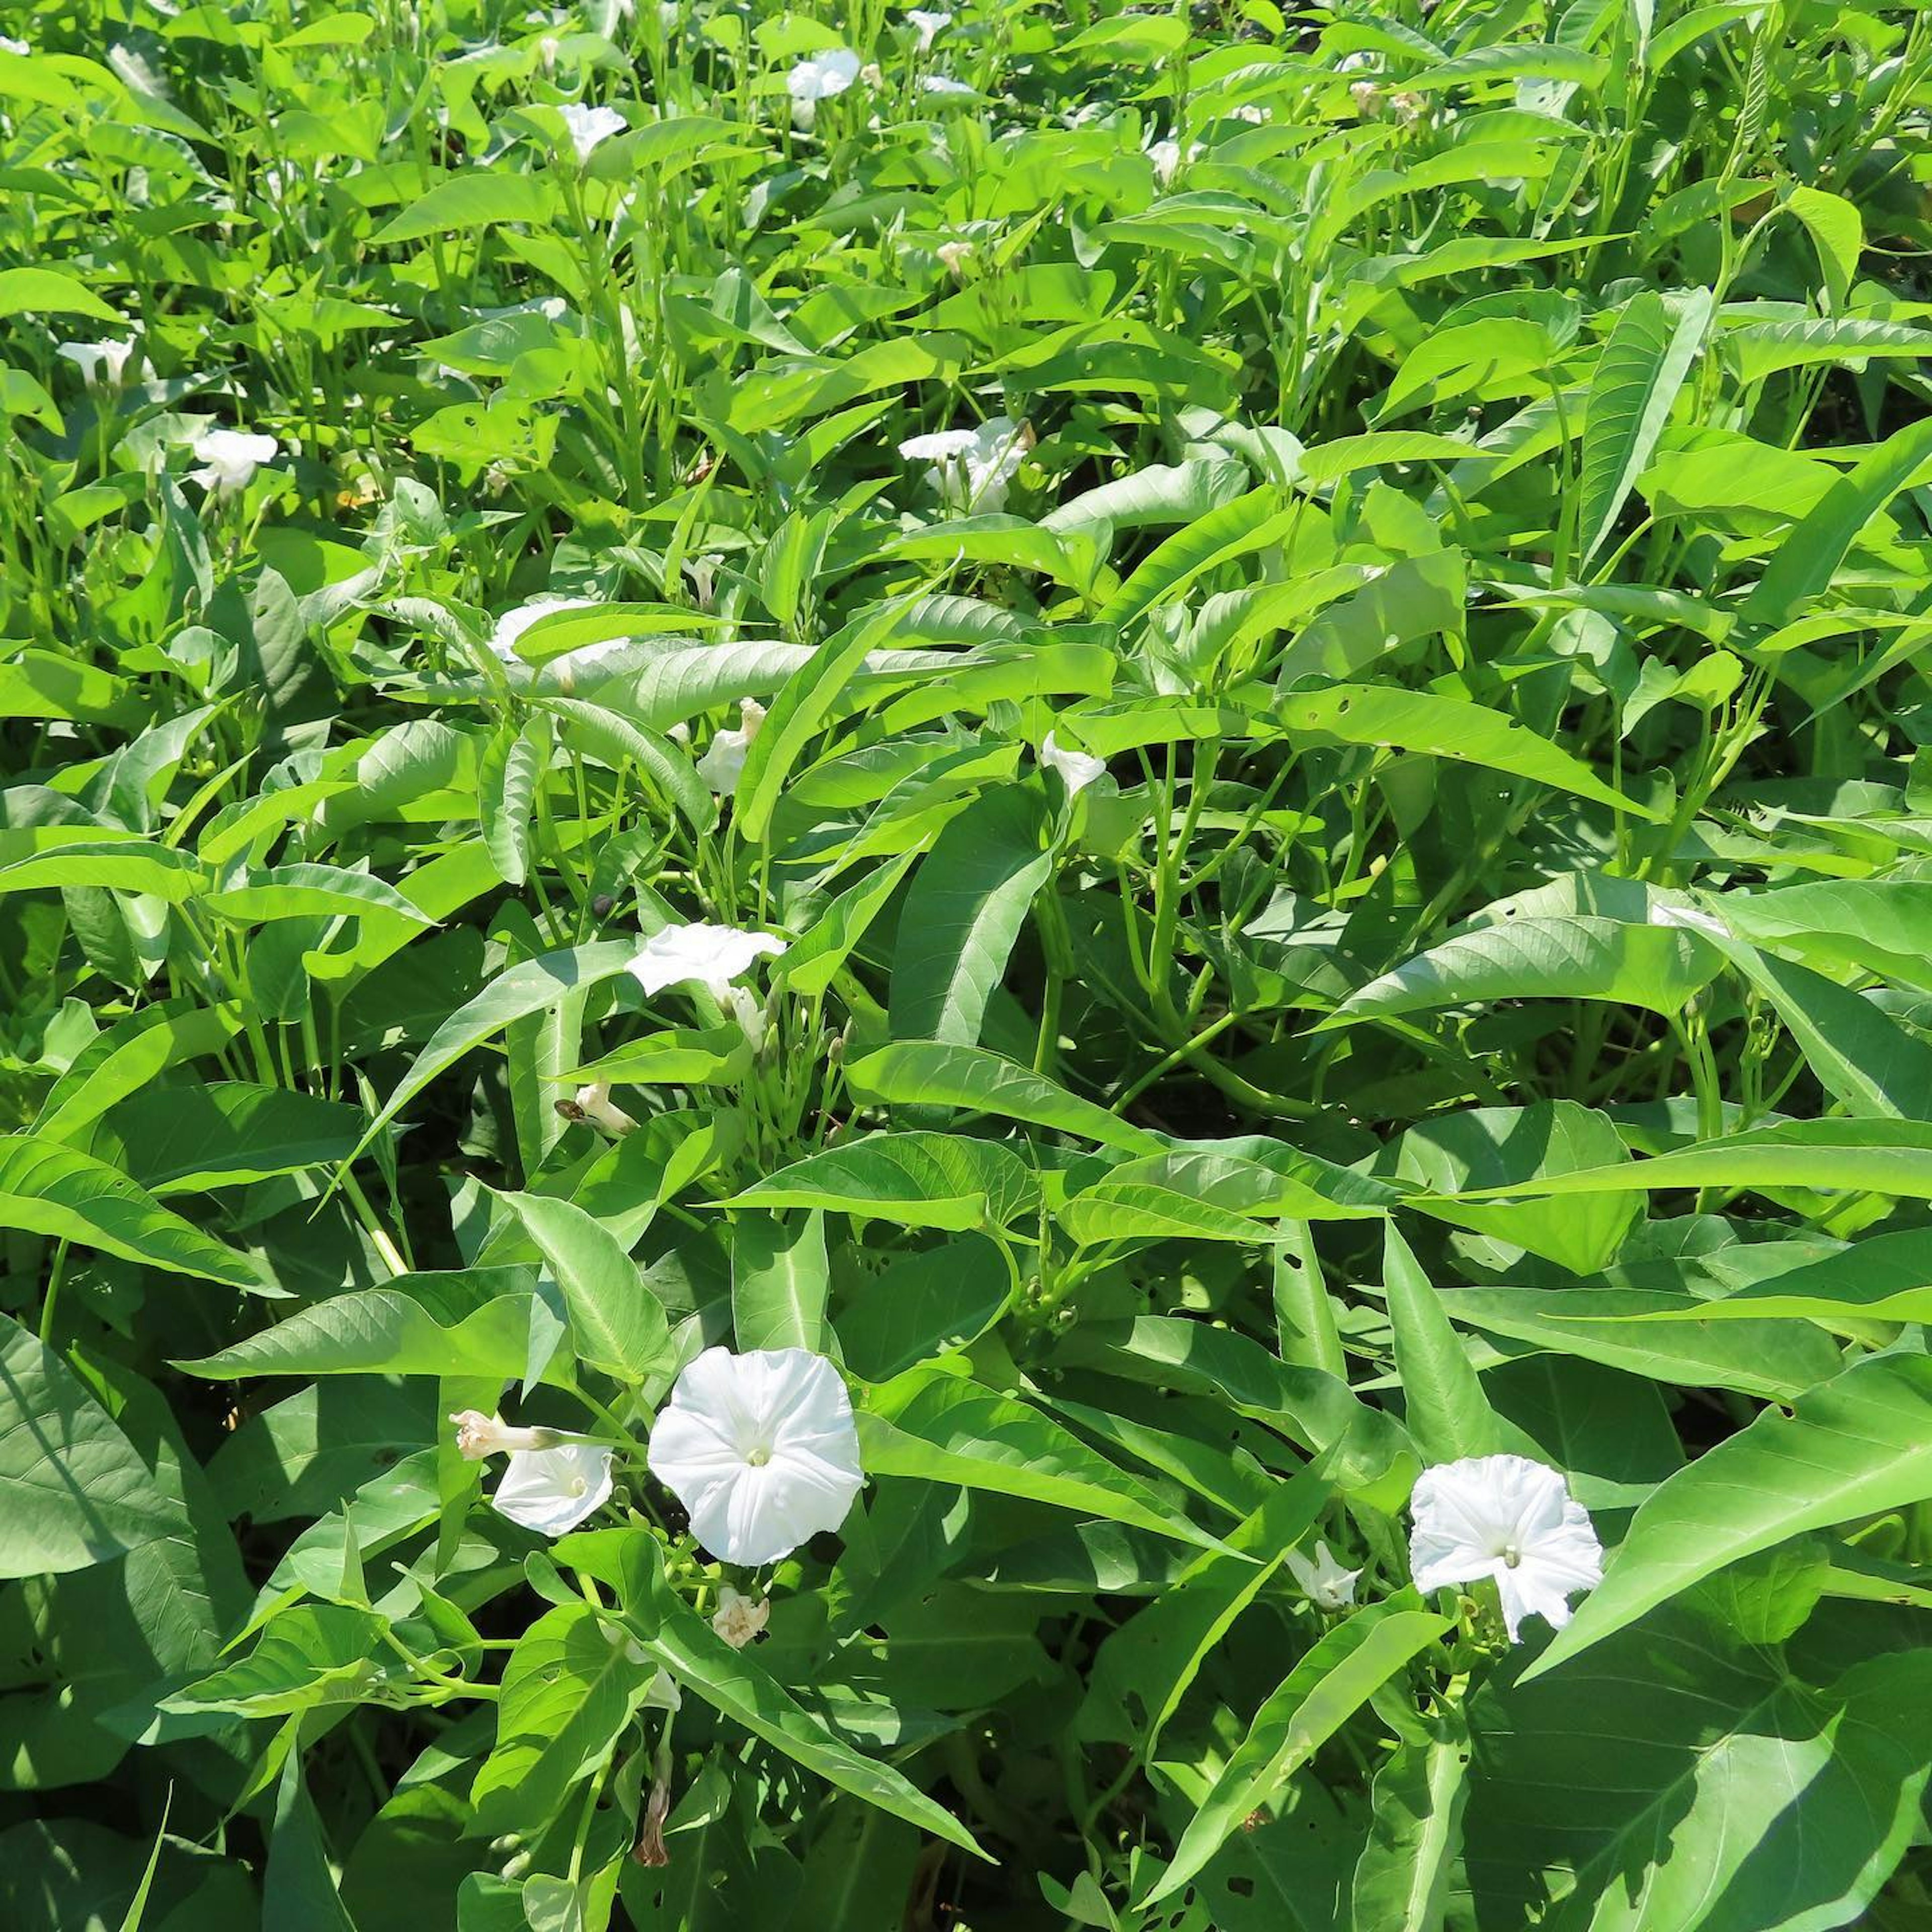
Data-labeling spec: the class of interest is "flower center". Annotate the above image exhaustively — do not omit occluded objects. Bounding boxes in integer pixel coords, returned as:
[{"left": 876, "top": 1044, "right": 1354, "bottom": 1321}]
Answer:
[
  {"left": 569, "top": 1477, "right": 588, "bottom": 1498},
  {"left": 745, "top": 1445, "right": 772, "bottom": 1468},
  {"left": 1499, "top": 1539, "right": 1523, "bottom": 1569}
]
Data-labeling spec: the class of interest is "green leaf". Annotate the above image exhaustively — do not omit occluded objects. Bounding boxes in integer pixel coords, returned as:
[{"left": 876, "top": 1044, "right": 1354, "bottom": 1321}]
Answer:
[
  {"left": 1279, "top": 687, "right": 1661, "bottom": 819},
  {"left": 180, "top": 1278, "right": 555, "bottom": 1384},
  {"left": 505, "top": 1191, "right": 672, "bottom": 1383},
  {"left": 1528, "top": 1353, "right": 1932, "bottom": 1677},
  {"left": 860, "top": 1375, "right": 1220, "bottom": 1550},
  {"left": 729, "top": 1132, "right": 1040, "bottom": 1233},
  {"left": 266, "top": 1749, "right": 362, "bottom": 1932},
  {"left": 888, "top": 788, "right": 1052, "bottom": 1048},
  {"left": 1577, "top": 288, "right": 1712, "bottom": 567},
  {"left": 470, "top": 1602, "right": 657, "bottom": 1836},
  {"left": 0, "top": 265, "right": 120, "bottom": 321},
  {"left": 0, "top": 1311, "right": 189, "bottom": 1578},
  {"left": 567, "top": 1529, "right": 989, "bottom": 1859},
  {"left": 1381, "top": 1223, "right": 1507, "bottom": 1461},
  {"left": 98, "top": 1083, "right": 366, "bottom": 1193},
  {"left": 164, "top": 1604, "right": 388, "bottom": 1717},
  {"left": 0, "top": 1136, "right": 259, "bottom": 1285},
  {"left": 843, "top": 1041, "right": 1158, "bottom": 1154},
  {"left": 1140, "top": 1607, "right": 1452, "bottom": 1906},
  {"left": 1471, "top": 1617, "right": 1932, "bottom": 1930},
  {"left": 731, "top": 1210, "right": 829, "bottom": 1352},
  {"left": 351, "top": 941, "right": 637, "bottom": 1163},
  {"left": 1741, "top": 413, "right": 1932, "bottom": 627},
  {"left": 370, "top": 172, "right": 557, "bottom": 244},
  {"left": 1456, "top": 1117, "right": 1932, "bottom": 1203},
  {"left": 1349, "top": 1725, "right": 1470, "bottom": 1932},
  {"left": 1330, "top": 916, "right": 1719, "bottom": 1024}
]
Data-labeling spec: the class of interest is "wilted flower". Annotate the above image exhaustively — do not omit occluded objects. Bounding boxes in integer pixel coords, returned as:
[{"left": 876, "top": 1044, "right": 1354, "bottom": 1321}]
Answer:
[
  {"left": 907, "top": 9, "right": 951, "bottom": 49},
  {"left": 1285, "top": 1538, "right": 1361, "bottom": 1612},
  {"left": 647, "top": 1346, "right": 864, "bottom": 1567},
  {"left": 558, "top": 101, "right": 625, "bottom": 161},
  {"left": 490, "top": 1442, "right": 615, "bottom": 1536},
  {"left": 1390, "top": 90, "right": 1427, "bottom": 124},
  {"left": 449, "top": 1410, "right": 565, "bottom": 1460},
  {"left": 786, "top": 48, "right": 860, "bottom": 129},
  {"left": 58, "top": 338, "right": 140, "bottom": 387},
  {"left": 695, "top": 698, "right": 766, "bottom": 796},
  {"left": 898, "top": 415, "right": 1028, "bottom": 514},
  {"left": 488, "top": 594, "right": 598, "bottom": 664},
  {"left": 1350, "top": 80, "right": 1382, "bottom": 115},
  {"left": 1040, "top": 731, "right": 1105, "bottom": 796},
  {"left": 1408, "top": 1454, "right": 1604, "bottom": 1643},
  {"left": 628, "top": 922, "right": 786, "bottom": 1002},
  {"left": 189, "top": 428, "right": 278, "bottom": 495},
  {"left": 571, "top": 1080, "right": 637, "bottom": 1135},
  {"left": 711, "top": 1584, "right": 771, "bottom": 1648},
  {"left": 936, "top": 240, "right": 973, "bottom": 276}
]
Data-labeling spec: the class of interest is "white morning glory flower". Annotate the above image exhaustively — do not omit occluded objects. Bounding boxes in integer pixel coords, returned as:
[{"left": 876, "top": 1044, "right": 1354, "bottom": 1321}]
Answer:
[
  {"left": 627, "top": 922, "right": 786, "bottom": 1002},
  {"left": 189, "top": 428, "right": 278, "bottom": 495},
  {"left": 711, "top": 1583, "right": 771, "bottom": 1648},
  {"left": 898, "top": 415, "right": 1027, "bottom": 514},
  {"left": 450, "top": 1409, "right": 566, "bottom": 1460},
  {"left": 786, "top": 48, "right": 861, "bottom": 129},
  {"left": 920, "top": 73, "right": 975, "bottom": 96},
  {"left": 488, "top": 594, "right": 599, "bottom": 664},
  {"left": 558, "top": 101, "right": 625, "bottom": 161},
  {"left": 647, "top": 1346, "right": 864, "bottom": 1567},
  {"left": 58, "top": 338, "right": 139, "bottom": 387},
  {"left": 0, "top": 35, "right": 29, "bottom": 55},
  {"left": 1285, "top": 1538, "right": 1361, "bottom": 1612},
  {"left": 1408, "top": 1454, "right": 1604, "bottom": 1643},
  {"left": 695, "top": 698, "right": 767, "bottom": 797},
  {"left": 907, "top": 9, "right": 951, "bottom": 50},
  {"left": 1040, "top": 731, "right": 1105, "bottom": 796},
  {"left": 935, "top": 240, "right": 973, "bottom": 276},
  {"left": 490, "top": 1441, "right": 615, "bottom": 1536}
]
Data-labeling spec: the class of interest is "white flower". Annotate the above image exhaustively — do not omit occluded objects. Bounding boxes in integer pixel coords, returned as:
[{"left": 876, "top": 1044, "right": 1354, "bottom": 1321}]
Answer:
[
  {"left": 1650, "top": 900, "right": 1730, "bottom": 941},
  {"left": 1040, "top": 731, "right": 1105, "bottom": 796},
  {"left": 711, "top": 1584, "right": 771, "bottom": 1648},
  {"left": 490, "top": 1441, "right": 615, "bottom": 1536},
  {"left": 1408, "top": 1455, "right": 1604, "bottom": 1643},
  {"left": 572, "top": 1080, "right": 637, "bottom": 1135},
  {"left": 628, "top": 922, "right": 786, "bottom": 1002},
  {"left": 687, "top": 552, "right": 721, "bottom": 608},
  {"left": 898, "top": 415, "right": 1027, "bottom": 514},
  {"left": 907, "top": 9, "right": 951, "bottom": 49},
  {"left": 1390, "top": 90, "right": 1427, "bottom": 125},
  {"left": 1285, "top": 1538, "right": 1361, "bottom": 1612},
  {"left": 1350, "top": 80, "right": 1382, "bottom": 116},
  {"left": 537, "top": 34, "right": 560, "bottom": 69},
  {"left": 920, "top": 73, "right": 975, "bottom": 96},
  {"left": 450, "top": 1410, "right": 565, "bottom": 1459},
  {"left": 488, "top": 594, "right": 599, "bottom": 664},
  {"left": 936, "top": 240, "right": 973, "bottom": 276},
  {"left": 189, "top": 428, "right": 278, "bottom": 495},
  {"left": 57, "top": 338, "right": 139, "bottom": 387},
  {"left": 787, "top": 48, "right": 860, "bottom": 128},
  {"left": 0, "top": 35, "right": 29, "bottom": 55},
  {"left": 695, "top": 698, "right": 766, "bottom": 796},
  {"left": 647, "top": 1346, "right": 864, "bottom": 1567},
  {"left": 559, "top": 101, "right": 625, "bottom": 161}
]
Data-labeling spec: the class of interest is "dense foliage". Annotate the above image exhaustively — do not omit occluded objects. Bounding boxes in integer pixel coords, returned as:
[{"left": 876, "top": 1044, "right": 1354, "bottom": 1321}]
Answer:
[{"left": 4, "top": 1, "right": 1932, "bottom": 1927}]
